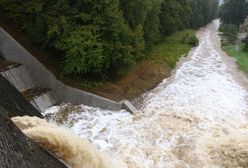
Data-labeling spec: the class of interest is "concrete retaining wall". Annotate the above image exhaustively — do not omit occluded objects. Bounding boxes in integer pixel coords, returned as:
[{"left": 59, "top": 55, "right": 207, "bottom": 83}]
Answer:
[{"left": 0, "top": 27, "right": 137, "bottom": 113}]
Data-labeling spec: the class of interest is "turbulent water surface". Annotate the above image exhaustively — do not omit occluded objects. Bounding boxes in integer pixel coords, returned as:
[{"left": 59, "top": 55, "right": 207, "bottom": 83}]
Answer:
[{"left": 44, "top": 20, "right": 248, "bottom": 168}]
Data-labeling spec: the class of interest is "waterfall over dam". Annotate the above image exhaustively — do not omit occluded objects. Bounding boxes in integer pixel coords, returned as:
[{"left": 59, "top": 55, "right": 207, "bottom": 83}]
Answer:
[
  {"left": 0, "top": 59, "right": 57, "bottom": 112},
  {"left": 41, "top": 20, "right": 248, "bottom": 168}
]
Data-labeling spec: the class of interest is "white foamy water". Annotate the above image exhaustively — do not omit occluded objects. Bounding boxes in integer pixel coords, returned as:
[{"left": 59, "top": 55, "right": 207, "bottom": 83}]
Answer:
[
  {"left": 143, "top": 21, "right": 247, "bottom": 122},
  {"left": 44, "top": 20, "right": 248, "bottom": 168}
]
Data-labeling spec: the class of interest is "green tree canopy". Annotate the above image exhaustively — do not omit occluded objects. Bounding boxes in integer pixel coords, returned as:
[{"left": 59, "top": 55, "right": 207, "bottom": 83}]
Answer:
[
  {"left": 219, "top": 0, "right": 248, "bottom": 26},
  {"left": 0, "top": 0, "right": 219, "bottom": 77}
]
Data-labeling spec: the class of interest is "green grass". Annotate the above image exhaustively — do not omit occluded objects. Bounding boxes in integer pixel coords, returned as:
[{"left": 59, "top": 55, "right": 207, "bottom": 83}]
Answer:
[
  {"left": 150, "top": 29, "right": 197, "bottom": 69},
  {"left": 223, "top": 43, "right": 248, "bottom": 74}
]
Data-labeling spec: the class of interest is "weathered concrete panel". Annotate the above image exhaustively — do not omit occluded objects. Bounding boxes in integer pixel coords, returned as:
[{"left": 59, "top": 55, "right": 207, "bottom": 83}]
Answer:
[
  {"left": 1, "top": 65, "right": 33, "bottom": 92},
  {"left": 30, "top": 90, "right": 56, "bottom": 112},
  {"left": 120, "top": 100, "right": 138, "bottom": 114},
  {"left": 0, "top": 27, "right": 137, "bottom": 113}
]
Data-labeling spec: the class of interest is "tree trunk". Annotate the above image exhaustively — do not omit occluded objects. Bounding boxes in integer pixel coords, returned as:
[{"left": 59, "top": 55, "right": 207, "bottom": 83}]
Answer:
[{"left": 245, "top": 36, "right": 248, "bottom": 51}]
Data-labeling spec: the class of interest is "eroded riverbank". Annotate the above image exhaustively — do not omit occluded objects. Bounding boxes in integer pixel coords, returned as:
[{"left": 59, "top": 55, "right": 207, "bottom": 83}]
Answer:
[{"left": 44, "top": 20, "right": 248, "bottom": 168}]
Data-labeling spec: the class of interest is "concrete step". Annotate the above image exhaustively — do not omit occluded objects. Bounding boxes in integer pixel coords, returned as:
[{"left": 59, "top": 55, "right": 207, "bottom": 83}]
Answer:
[
  {"left": 22, "top": 87, "right": 56, "bottom": 112},
  {"left": 0, "top": 60, "right": 33, "bottom": 92}
]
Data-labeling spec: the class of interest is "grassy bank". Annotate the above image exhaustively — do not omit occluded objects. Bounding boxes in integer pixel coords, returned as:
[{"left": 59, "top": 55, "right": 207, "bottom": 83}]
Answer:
[
  {"left": 86, "top": 29, "right": 197, "bottom": 100},
  {"left": 223, "top": 44, "right": 248, "bottom": 74},
  {"left": 151, "top": 30, "right": 196, "bottom": 69}
]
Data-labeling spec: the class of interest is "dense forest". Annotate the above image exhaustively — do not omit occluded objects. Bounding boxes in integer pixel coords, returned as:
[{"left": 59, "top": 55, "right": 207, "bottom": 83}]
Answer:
[
  {"left": 219, "top": 0, "right": 248, "bottom": 49},
  {"left": 219, "top": 0, "right": 248, "bottom": 26},
  {"left": 0, "top": 0, "right": 219, "bottom": 77}
]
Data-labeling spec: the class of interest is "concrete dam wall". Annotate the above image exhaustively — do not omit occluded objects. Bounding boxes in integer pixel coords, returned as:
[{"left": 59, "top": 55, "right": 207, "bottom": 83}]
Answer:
[
  {"left": 0, "top": 75, "right": 67, "bottom": 168},
  {"left": 0, "top": 27, "right": 137, "bottom": 113},
  {"left": 0, "top": 58, "right": 57, "bottom": 112}
]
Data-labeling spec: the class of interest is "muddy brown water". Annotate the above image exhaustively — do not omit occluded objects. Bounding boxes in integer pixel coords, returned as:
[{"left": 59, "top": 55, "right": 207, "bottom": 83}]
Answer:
[{"left": 44, "top": 20, "right": 248, "bottom": 168}]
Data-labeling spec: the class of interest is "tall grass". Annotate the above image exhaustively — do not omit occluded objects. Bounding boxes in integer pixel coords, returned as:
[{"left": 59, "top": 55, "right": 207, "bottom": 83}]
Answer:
[
  {"left": 223, "top": 44, "right": 248, "bottom": 74},
  {"left": 150, "top": 29, "right": 197, "bottom": 69}
]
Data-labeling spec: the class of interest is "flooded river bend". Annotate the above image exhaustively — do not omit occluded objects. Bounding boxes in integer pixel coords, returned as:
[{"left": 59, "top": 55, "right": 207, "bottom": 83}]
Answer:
[{"left": 44, "top": 20, "right": 248, "bottom": 168}]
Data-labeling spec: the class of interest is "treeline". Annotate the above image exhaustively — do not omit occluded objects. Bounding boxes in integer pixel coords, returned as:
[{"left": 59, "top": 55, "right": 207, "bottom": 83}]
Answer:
[
  {"left": 219, "top": 0, "right": 248, "bottom": 50},
  {"left": 0, "top": 0, "right": 219, "bottom": 77},
  {"left": 219, "top": 0, "right": 248, "bottom": 26}
]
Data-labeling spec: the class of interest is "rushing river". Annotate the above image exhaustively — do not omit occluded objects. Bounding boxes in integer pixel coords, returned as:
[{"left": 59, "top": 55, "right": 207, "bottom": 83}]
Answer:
[{"left": 44, "top": 20, "right": 248, "bottom": 168}]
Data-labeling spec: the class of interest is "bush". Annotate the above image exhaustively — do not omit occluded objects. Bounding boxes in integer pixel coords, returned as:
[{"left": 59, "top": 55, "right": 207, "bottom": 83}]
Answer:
[
  {"left": 243, "top": 37, "right": 248, "bottom": 51},
  {"left": 182, "top": 33, "right": 199, "bottom": 46},
  {"left": 219, "top": 24, "right": 238, "bottom": 43},
  {"left": 243, "top": 23, "right": 248, "bottom": 51},
  {"left": 56, "top": 27, "right": 104, "bottom": 74}
]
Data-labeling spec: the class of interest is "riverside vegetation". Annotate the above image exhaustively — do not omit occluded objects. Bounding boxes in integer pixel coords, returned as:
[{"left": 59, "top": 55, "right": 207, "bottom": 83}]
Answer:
[
  {"left": 219, "top": 0, "right": 248, "bottom": 74},
  {"left": 0, "top": 0, "right": 219, "bottom": 100}
]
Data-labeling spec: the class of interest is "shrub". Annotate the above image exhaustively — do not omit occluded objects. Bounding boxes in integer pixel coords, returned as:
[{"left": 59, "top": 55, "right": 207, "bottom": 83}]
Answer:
[
  {"left": 243, "top": 36, "right": 248, "bottom": 51},
  {"left": 219, "top": 24, "right": 238, "bottom": 43},
  {"left": 243, "top": 23, "right": 248, "bottom": 51},
  {"left": 56, "top": 27, "right": 104, "bottom": 74},
  {"left": 182, "top": 33, "right": 199, "bottom": 46}
]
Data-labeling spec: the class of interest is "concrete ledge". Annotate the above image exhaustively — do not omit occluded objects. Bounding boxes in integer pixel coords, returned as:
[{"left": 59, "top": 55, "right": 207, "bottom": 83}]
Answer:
[
  {"left": 120, "top": 100, "right": 138, "bottom": 114},
  {"left": 0, "top": 27, "right": 137, "bottom": 113}
]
